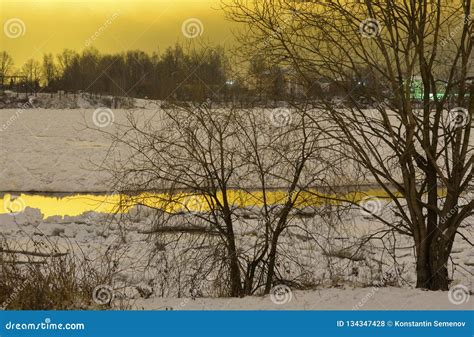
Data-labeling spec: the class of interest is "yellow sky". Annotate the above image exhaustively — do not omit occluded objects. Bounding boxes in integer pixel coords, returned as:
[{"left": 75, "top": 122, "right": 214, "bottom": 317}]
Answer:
[{"left": 0, "top": 0, "right": 234, "bottom": 66}]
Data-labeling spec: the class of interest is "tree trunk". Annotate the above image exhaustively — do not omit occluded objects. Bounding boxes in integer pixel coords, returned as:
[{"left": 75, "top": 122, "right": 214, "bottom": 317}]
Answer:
[
  {"left": 415, "top": 240, "right": 431, "bottom": 289},
  {"left": 222, "top": 201, "right": 243, "bottom": 297},
  {"left": 243, "top": 269, "right": 254, "bottom": 295},
  {"left": 227, "top": 241, "right": 243, "bottom": 297},
  {"left": 264, "top": 235, "right": 279, "bottom": 294},
  {"left": 428, "top": 232, "right": 453, "bottom": 291},
  {"left": 415, "top": 231, "right": 453, "bottom": 290}
]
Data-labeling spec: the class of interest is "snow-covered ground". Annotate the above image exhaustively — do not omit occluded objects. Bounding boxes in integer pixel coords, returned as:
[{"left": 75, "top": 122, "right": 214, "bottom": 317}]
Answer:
[
  {"left": 0, "top": 107, "right": 472, "bottom": 310},
  {"left": 0, "top": 108, "right": 129, "bottom": 192},
  {"left": 134, "top": 288, "right": 472, "bottom": 310},
  {"left": 0, "top": 92, "right": 160, "bottom": 110},
  {"left": 0, "top": 205, "right": 472, "bottom": 310},
  {"left": 0, "top": 107, "right": 364, "bottom": 192}
]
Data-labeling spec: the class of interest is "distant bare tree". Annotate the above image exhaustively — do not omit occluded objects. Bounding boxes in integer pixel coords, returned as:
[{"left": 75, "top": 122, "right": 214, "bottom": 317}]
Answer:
[
  {"left": 52, "top": 43, "right": 229, "bottom": 100},
  {"left": 223, "top": 0, "right": 473, "bottom": 290},
  {"left": 0, "top": 51, "right": 14, "bottom": 86},
  {"left": 21, "top": 59, "right": 42, "bottom": 94},
  {"left": 42, "top": 53, "right": 57, "bottom": 92}
]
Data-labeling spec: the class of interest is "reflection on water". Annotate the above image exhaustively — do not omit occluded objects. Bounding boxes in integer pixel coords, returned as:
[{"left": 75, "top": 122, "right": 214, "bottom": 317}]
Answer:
[
  {"left": 0, "top": 189, "right": 400, "bottom": 219},
  {"left": 1, "top": 193, "right": 122, "bottom": 218}
]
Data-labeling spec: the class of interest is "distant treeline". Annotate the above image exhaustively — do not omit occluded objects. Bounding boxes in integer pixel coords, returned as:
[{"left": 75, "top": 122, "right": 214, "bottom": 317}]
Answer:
[{"left": 0, "top": 45, "right": 295, "bottom": 102}]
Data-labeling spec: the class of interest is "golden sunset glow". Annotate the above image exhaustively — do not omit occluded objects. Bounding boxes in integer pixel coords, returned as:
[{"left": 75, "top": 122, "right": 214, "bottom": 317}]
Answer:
[{"left": 0, "top": 0, "right": 233, "bottom": 66}]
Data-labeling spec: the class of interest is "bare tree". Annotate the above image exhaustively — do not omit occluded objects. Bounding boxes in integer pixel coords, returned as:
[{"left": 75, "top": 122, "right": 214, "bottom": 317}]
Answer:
[
  {"left": 233, "top": 103, "right": 340, "bottom": 293},
  {"left": 104, "top": 106, "right": 248, "bottom": 296},
  {"left": 102, "top": 103, "right": 340, "bottom": 296},
  {"left": 21, "top": 59, "right": 42, "bottom": 94},
  {"left": 0, "top": 51, "right": 14, "bottom": 87},
  {"left": 56, "top": 49, "right": 77, "bottom": 75},
  {"left": 42, "top": 53, "right": 57, "bottom": 92},
  {"left": 223, "top": 0, "right": 473, "bottom": 290}
]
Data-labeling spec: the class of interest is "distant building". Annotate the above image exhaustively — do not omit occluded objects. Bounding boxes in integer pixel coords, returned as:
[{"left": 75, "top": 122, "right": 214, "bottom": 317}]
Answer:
[{"left": 281, "top": 68, "right": 305, "bottom": 97}]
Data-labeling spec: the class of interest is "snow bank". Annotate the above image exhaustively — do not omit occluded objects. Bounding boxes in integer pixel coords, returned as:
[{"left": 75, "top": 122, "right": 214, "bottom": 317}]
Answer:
[{"left": 134, "top": 287, "right": 472, "bottom": 310}]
